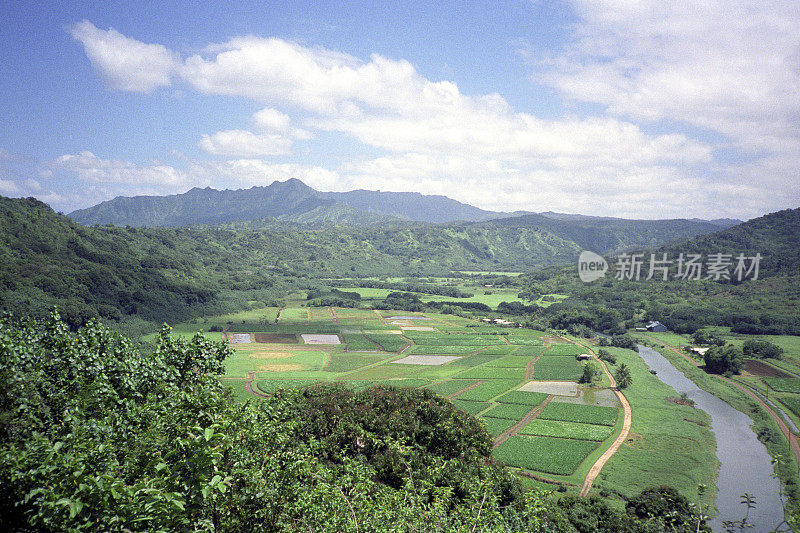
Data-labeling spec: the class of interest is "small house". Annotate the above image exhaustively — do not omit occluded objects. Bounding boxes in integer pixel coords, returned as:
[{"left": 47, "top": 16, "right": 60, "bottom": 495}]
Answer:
[{"left": 645, "top": 321, "right": 667, "bottom": 333}]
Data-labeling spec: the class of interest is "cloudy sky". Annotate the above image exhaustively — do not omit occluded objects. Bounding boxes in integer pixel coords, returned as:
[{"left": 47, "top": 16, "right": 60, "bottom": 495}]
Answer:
[{"left": 1, "top": 1, "right": 798, "bottom": 219}]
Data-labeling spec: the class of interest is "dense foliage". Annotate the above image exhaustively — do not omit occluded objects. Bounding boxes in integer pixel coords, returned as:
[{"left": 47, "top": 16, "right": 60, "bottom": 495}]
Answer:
[
  {"left": 703, "top": 345, "right": 744, "bottom": 375},
  {"left": 0, "top": 313, "right": 708, "bottom": 531}
]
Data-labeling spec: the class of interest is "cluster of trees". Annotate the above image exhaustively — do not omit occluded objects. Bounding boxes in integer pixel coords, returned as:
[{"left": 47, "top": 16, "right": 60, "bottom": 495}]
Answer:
[
  {"left": 743, "top": 339, "right": 784, "bottom": 360},
  {"left": 692, "top": 330, "right": 726, "bottom": 346},
  {"left": 0, "top": 312, "right": 709, "bottom": 531},
  {"left": 703, "top": 345, "right": 745, "bottom": 375},
  {"left": 598, "top": 334, "right": 639, "bottom": 352}
]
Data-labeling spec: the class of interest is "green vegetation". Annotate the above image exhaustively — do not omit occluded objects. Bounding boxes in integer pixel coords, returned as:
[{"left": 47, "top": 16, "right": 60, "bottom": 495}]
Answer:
[
  {"left": 495, "top": 436, "right": 599, "bottom": 475},
  {"left": 456, "top": 380, "right": 520, "bottom": 402},
  {"left": 538, "top": 403, "right": 619, "bottom": 427},
  {"left": 519, "top": 419, "right": 615, "bottom": 442},
  {"left": 533, "top": 356, "right": 583, "bottom": 381},
  {"left": 451, "top": 399, "right": 490, "bottom": 415},
  {"left": 483, "top": 402, "right": 536, "bottom": 421},
  {"left": 764, "top": 378, "right": 800, "bottom": 393},
  {"left": 496, "top": 390, "right": 549, "bottom": 406},
  {"left": 703, "top": 345, "right": 744, "bottom": 375},
  {"left": 480, "top": 417, "right": 516, "bottom": 437}
]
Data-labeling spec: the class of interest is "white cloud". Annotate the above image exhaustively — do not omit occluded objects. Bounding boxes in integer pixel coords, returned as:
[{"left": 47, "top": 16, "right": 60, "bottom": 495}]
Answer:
[
  {"left": 0, "top": 179, "right": 21, "bottom": 195},
  {"left": 70, "top": 20, "right": 177, "bottom": 92},
  {"left": 191, "top": 159, "right": 341, "bottom": 191},
  {"left": 544, "top": 1, "right": 800, "bottom": 156},
  {"left": 199, "top": 130, "right": 293, "bottom": 157},
  {"left": 253, "top": 107, "right": 291, "bottom": 131},
  {"left": 55, "top": 151, "right": 190, "bottom": 187},
  {"left": 68, "top": 20, "right": 799, "bottom": 218}
]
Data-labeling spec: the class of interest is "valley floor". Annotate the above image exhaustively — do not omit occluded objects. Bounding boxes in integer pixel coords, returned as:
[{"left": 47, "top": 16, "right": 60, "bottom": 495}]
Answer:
[{"left": 159, "top": 301, "right": 721, "bottom": 512}]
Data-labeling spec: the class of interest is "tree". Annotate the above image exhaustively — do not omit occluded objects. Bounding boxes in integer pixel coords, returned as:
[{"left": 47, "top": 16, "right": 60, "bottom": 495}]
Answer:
[
  {"left": 615, "top": 363, "right": 633, "bottom": 389},
  {"left": 579, "top": 362, "right": 599, "bottom": 384},
  {"left": 703, "top": 345, "right": 744, "bottom": 375},
  {"left": 742, "top": 339, "right": 783, "bottom": 360}
]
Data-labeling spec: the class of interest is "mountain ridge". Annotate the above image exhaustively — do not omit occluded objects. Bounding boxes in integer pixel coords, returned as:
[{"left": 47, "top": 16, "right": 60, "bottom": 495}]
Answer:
[{"left": 67, "top": 179, "right": 742, "bottom": 231}]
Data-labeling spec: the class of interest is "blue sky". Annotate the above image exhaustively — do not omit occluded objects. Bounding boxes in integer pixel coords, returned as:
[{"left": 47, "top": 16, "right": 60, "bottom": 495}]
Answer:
[{"left": 1, "top": 0, "right": 798, "bottom": 219}]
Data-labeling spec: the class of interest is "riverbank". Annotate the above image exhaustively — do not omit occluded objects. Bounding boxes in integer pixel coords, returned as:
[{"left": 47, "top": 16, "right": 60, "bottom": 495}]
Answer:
[{"left": 634, "top": 335, "right": 798, "bottom": 529}]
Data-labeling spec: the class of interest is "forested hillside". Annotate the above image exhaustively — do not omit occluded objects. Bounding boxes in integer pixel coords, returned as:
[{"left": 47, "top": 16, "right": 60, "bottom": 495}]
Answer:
[{"left": 515, "top": 208, "right": 800, "bottom": 335}]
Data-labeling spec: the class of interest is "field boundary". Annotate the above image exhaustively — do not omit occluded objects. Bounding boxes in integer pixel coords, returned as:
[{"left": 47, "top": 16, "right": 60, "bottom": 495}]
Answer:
[
  {"left": 562, "top": 337, "right": 633, "bottom": 497},
  {"left": 493, "top": 395, "right": 554, "bottom": 448}
]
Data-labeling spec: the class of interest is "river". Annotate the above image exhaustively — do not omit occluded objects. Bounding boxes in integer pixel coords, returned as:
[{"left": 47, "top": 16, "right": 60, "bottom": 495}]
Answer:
[{"left": 636, "top": 344, "right": 785, "bottom": 531}]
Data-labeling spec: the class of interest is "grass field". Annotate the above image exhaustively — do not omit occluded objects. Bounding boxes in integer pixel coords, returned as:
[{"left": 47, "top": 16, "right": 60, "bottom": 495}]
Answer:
[
  {"left": 763, "top": 377, "right": 800, "bottom": 393},
  {"left": 596, "top": 347, "right": 718, "bottom": 504}
]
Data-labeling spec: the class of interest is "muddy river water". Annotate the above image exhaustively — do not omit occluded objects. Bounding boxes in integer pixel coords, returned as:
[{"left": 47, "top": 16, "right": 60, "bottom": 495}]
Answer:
[{"left": 636, "top": 344, "right": 785, "bottom": 531}]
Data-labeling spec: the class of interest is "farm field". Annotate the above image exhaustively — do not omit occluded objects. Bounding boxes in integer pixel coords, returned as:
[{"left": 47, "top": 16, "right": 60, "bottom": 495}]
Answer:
[{"left": 163, "top": 303, "right": 719, "bottom": 506}]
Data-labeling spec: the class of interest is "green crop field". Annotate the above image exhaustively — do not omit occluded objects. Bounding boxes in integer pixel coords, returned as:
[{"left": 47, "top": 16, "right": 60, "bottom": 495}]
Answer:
[
  {"left": 507, "top": 336, "right": 544, "bottom": 346},
  {"left": 532, "top": 356, "right": 583, "bottom": 381},
  {"left": 764, "top": 378, "right": 800, "bottom": 393},
  {"left": 538, "top": 402, "right": 619, "bottom": 427},
  {"left": 545, "top": 344, "right": 589, "bottom": 356},
  {"left": 494, "top": 435, "right": 599, "bottom": 475},
  {"left": 519, "top": 418, "right": 614, "bottom": 441},
  {"left": 778, "top": 396, "right": 800, "bottom": 418},
  {"left": 364, "top": 333, "right": 408, "bottom": 352},
  {"left": 255, "top": 379, "right": 319, "bottom": 394},
  {"left": 474, "top": 345, "right": 516, "bottom": 356},
  {"left": 456, "top": 366, "right": 526, "bottom": 381},
  {"left": 405, "top": 333, "right": 507, "bottom": 346},
  {"left": 485, "top": 355, "right": 534, "bottom": 368},
  {"left": 452, "top": 399, "right": 490, "bottom": 415},
  {"left": 408, "top": 344, "right": 481, "bottom": 355},
  {"left": 509, "top": 345, "right": 547, "bottom": 356},
  {"left": 324, "top": 354, "right": 386, "bottom": 373},
  {"left": 456, "top": 380, "right": 520, "bottom": 402},
  {"left": 426, "top": 379, "right": 479, "bottom": 397},
  {"left": 447, "top": 355, "right": 501, "bottom": 367},
  {"left": 279, "top": 307, "right": 309, "bottom": 322},
  {"left": 482, "top": 402, "right": 535, "bottom": 421},
  {"left": 496, "top": 391, "right": 548, "bottom": 406},
  {"left": 480, "top": 416, "right": 517, "bottom": 436},
  {"left": 341, "top": 333, "right": 381, "bottom": 351}
]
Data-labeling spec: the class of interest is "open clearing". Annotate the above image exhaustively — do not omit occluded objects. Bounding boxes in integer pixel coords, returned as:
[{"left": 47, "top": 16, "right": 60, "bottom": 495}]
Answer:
[
  {"left": 301, "top": 334, "right": 341, "bottom": 345},
  {"left": 518, "top": 381, "right": 578, "bottom": 396}
]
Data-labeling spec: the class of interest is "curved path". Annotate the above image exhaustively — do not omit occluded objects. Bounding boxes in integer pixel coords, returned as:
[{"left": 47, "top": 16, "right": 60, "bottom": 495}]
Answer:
[{"left": 561, "top": 337, "right": 633, "bottom": 497}]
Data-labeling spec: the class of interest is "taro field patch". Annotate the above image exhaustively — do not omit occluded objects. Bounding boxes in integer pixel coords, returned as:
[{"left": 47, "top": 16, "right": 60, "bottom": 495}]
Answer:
[{"left": 494, "top": 435, "right": 600, "bottom": 476}]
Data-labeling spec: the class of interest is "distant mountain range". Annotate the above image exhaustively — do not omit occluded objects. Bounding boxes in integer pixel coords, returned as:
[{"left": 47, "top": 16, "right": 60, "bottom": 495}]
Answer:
[
  {"left": 68, "top": 178, "right": 742, "bottom": 231},
  {"left": 1, "top": 192, "right": 795, "bottom": 330}
]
